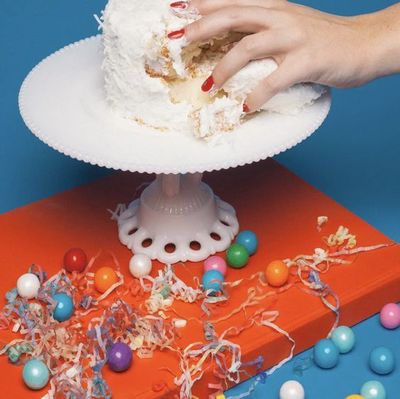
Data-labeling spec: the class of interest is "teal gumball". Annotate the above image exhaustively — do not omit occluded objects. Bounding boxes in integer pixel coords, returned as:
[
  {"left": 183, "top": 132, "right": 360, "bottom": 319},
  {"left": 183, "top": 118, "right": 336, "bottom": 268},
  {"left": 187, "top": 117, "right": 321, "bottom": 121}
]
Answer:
[
  {"left": 236, "top": 230, "right": 258, "bottom": 255},
  {"left": 331, "top": 326, "right": 355, "bottom": 354},
  {"left": 52, "top": 292, "right": 74, "bottom": 322},
  {"left": 313, "top": 339, "right": 339, "bottom": 369},
  {"left": 369, "top": 347, "right": 395, "bottom": 375},
  {"left": 23, "top": 359, "right": 50, "bottom": 390},
  {"left": 360, "top": 380, "right": 386, "bottom": 399},
  {"left": 202, "top": 270, "right": 224, "bottom": 293}
]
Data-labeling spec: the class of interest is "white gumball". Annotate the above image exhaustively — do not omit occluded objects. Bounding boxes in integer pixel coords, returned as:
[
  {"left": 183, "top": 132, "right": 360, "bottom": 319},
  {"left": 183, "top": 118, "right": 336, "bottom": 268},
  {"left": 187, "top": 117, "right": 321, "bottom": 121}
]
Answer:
[
  {"left": 129, "top": 254, "right": 152, "bottom": 278},
  {"left": 17, "top": 273, "right": 41, "bottom": 299},
  {"left": 279, "top": 380, "right": 305, "bottom": 399}
]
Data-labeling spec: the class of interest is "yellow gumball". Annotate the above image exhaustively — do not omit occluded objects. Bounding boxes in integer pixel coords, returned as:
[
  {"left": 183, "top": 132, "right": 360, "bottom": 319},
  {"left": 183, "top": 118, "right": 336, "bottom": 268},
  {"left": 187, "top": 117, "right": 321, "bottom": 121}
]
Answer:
[{"left": 345, "top": 395, "right": 364, "bottom": 399}]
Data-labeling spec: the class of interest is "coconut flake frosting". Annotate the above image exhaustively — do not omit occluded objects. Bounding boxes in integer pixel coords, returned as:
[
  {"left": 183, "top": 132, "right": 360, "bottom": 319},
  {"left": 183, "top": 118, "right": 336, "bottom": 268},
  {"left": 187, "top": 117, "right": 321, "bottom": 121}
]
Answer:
[{"left": 101, "top": 0, "right": 325, "bottom": 139}]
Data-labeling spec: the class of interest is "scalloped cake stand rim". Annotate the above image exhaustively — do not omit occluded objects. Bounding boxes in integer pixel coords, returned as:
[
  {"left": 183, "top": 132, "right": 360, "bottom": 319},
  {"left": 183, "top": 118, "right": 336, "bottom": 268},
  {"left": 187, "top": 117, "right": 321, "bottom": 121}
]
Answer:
[{"left": 19, "top": 35, "right": 331, "bottom": 175}]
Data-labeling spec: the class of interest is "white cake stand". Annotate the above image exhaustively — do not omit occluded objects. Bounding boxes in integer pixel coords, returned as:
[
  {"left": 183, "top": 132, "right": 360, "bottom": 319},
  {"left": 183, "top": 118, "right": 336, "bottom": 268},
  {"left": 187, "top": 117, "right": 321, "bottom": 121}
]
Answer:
[{"left": 19, "top": 35, "right": 331, "bottom": 264}]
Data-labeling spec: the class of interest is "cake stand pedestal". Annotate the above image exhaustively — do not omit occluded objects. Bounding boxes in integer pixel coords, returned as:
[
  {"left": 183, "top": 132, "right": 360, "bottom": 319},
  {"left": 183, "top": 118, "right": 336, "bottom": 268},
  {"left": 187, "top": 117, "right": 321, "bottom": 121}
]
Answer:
[
  {"left": 18, "top": 35, "right": 331, "bottom": 264},
  {"left": 118, "top": 173, "right": 238, "bottom": 263}
]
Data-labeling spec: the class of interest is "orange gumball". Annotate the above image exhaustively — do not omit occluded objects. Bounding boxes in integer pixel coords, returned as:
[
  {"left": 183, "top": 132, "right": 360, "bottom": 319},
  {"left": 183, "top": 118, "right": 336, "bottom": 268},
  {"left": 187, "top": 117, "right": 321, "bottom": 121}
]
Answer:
[
  {"left": 94, "top": 266, "right": 118, "bottom": 293},
  {"left": 265, "top": 260, "right": 289, "bottom": 287}
]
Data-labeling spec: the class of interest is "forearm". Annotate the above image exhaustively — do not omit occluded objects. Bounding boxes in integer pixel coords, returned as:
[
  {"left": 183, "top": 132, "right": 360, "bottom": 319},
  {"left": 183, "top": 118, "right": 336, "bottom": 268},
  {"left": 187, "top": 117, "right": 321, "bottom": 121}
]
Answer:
[{"left": 359, "top": 3, "right": 400, "bottom": 79}]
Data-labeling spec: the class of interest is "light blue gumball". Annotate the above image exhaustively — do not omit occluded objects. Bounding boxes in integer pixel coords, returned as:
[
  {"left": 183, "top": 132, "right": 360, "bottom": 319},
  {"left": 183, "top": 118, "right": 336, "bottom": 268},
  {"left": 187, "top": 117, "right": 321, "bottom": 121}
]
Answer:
[
  {"left": 361, "top": 380, "right": 386, "bottom": 399},
  {"left": 202, "top": 270, "right": 224, "bottom": 293},
  {"left": 331, "top": 326, "right": 355, "bottom": 354},
  {"left": 23, "top": 359, "right": 50, "bottom": 390},
  {"left": 369, "top": 347, "right": 395, "bottom": 375},
  {"left": 52, "top": 292, "right": 74, "bottom": 322},
  {"left": 236, "top": 230, "right": 258, "bottom": 255},
  {"left": 313, "top": 339, "right": 339, "bottom": 369}
]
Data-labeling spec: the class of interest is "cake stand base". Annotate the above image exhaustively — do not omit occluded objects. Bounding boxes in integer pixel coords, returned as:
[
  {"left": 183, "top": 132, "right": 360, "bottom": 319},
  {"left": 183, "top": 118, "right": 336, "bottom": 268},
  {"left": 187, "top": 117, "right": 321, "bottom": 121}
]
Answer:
[{"left": 116, "top": 174, "right": 239, "bottom": 263}]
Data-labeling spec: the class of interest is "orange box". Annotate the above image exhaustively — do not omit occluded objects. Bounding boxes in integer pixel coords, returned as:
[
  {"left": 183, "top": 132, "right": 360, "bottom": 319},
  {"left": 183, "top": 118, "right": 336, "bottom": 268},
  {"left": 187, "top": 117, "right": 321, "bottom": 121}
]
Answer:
[{"left": 0, "top": 159, "right": 399, "bottom": 398}]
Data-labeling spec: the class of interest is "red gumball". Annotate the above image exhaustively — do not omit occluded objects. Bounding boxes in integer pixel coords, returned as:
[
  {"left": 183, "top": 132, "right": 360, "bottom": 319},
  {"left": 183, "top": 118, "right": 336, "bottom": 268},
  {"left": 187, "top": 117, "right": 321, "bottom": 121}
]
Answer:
[{"left": 63, "top": 248, "right": 88, "bottom": 273}]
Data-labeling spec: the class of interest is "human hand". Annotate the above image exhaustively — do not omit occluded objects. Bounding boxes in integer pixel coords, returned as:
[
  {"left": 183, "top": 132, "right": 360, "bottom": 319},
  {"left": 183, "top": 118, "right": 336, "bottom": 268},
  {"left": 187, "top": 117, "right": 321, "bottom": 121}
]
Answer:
[{"left": 169, "top": 0, "right": 400, "bottom": 111}]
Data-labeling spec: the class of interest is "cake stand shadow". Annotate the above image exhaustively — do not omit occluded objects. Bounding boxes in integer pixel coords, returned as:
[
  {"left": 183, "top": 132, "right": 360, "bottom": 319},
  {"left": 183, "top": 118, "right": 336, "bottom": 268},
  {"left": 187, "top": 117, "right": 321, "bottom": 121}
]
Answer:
[{"left": 19, "top": 35, "right": 331, "bottom": 263}]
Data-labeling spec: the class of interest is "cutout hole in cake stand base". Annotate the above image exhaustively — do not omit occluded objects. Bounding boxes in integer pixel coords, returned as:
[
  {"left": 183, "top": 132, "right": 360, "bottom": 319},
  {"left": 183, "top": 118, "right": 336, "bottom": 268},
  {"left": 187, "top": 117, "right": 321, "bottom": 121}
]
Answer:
[{"left": 116, "top": 174, "right": 239, "bottom": 264}]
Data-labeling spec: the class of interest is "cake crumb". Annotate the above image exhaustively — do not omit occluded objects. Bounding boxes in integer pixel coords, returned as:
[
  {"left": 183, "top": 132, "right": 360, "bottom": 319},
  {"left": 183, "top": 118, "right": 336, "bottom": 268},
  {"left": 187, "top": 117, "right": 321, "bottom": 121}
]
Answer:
[{"left": 317, "top": 216, "right": 328, "bottom": 231}]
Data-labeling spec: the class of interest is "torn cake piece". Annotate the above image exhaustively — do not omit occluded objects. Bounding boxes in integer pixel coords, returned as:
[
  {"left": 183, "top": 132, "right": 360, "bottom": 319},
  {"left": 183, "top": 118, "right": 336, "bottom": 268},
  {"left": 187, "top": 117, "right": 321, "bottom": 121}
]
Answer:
[{"left": 101, "top": 0, "right": 326, "bottom": 140}]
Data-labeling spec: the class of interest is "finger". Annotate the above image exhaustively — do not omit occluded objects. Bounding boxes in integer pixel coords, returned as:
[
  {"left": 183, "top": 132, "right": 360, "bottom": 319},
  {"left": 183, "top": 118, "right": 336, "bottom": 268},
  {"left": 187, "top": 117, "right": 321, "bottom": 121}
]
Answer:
[
  {"left": 244, "top": 60, "right": 301, "bottom": 111},
  {"left": 183, "top": 6, "right": 274, "bottom": 43},
  {"left": 187, "top": 0, "right": 286, "bottom": 15},
  {"left": 211, "top": 32, "right": 286, "bottom": 88}
]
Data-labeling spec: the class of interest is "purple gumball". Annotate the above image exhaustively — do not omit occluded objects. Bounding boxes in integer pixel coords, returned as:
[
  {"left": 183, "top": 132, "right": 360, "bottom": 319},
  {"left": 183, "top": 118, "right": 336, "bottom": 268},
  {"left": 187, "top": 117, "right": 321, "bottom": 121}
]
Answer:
[{"left": 107, "top": 342, "right": 133, "bottom": 372}]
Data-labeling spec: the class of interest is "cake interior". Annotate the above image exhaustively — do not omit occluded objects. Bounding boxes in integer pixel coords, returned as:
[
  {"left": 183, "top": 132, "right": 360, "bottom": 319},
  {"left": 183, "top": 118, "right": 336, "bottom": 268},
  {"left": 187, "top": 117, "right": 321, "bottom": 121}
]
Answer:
[{"left": 146, "top": 33, "right": 246, "bottom": 110}]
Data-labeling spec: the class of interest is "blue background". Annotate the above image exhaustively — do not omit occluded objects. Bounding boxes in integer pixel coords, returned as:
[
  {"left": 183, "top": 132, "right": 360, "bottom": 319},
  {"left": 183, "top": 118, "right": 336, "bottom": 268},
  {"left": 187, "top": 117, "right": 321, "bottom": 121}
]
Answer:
[{"left": 0, "top": 1, "right": 399, "bottom": 398}]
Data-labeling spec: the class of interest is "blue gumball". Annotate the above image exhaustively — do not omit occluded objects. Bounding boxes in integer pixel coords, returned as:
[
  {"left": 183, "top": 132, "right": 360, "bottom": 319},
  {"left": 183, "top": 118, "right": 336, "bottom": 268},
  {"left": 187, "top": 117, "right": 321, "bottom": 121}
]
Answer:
[
  {"left": 202, "top": 270, "right": 224, "bottom": 293},
  {"left": 313, "top": 339, "right": 339, "bottom": 369},
  {"left": 23, "top": 359, "right": 49, "bottom": 390},
  {"left": 331, "top": 326, "right": 355, "bottom": 354},
  {"left": 361, "top": 380, "right": 387, "bottom": 399},
  {"left": 369, "top": 347, "right": 395, "bottom": 375},
  {"left": 236, "top": 230, "right": 258, "bottom": 255},
  {"left": 52, "top": 292, "right": 74, "bottom": 322}
]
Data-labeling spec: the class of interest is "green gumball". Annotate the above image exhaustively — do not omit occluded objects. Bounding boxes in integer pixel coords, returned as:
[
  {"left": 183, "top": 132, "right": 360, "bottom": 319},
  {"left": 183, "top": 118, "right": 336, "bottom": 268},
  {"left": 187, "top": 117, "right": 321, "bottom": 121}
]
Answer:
[{"left": 226, "top": 243, "right": 249, "bottom": 268}]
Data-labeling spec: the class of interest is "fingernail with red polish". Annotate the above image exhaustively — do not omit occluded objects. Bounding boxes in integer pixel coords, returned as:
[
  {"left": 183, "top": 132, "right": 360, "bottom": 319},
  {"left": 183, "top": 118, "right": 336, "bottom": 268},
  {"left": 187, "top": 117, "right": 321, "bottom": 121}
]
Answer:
[
  {"left": 201, "top": 75, "right": 215, "bottom": 92},
  {"left": 170, "top": 1, "right": 189, "bottom": 9},
  {"left": 167, "top": 28, "right": 185, "bottom": 39},
  {"left": 243, "top": 103, "right": 250, "bottom": 113}
]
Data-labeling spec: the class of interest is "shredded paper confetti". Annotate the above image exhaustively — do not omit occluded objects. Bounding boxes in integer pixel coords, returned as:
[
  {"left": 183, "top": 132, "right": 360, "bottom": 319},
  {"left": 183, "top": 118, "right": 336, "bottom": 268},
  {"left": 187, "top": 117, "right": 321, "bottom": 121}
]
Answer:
[{"left": 0, "top": 220, "right": 391, "bottom": 399}]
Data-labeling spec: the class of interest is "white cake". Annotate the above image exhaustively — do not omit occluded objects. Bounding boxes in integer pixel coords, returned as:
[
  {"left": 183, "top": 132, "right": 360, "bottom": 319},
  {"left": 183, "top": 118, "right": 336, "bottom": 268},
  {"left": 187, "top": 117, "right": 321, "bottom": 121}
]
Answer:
[{"left": 100, "top": 0, "right": 325, "bottom": 140}]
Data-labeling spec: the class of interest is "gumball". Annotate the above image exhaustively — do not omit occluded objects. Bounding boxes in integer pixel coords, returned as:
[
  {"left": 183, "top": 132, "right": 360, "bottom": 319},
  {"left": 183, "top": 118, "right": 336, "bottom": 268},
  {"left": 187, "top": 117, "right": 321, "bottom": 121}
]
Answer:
[
  {"left": 380, "top": 303, "right": 400, "bottom": 330},
  {"left": 331, "top": 326, "right": 355, "bottom": 354},
  {"left": 129, "top": 254, "right": 152, "bottom": 278},
  {"left": 204, "top": 256, "right": 227, "bottom": 276},
  {"left": 17, "top": 273, "right": 41, "bottom": 299},
  {"left": 369, "top": 347, "right": 395, "bottom": 375},
  {"left": 360, "top": 381, "right": 386, "bottom": 399},
  {"left": 63, "top": 248, "right": 87, "bottom": 273},
  {"left": 95, "top": 267, "right": 118, "bottom": 293},
  {"left": 202, "top": 270, "right": 224, "bottom": 293},
  {"left": 52, "top": 293, "right": 74, "bottom": 322},
  {"left": 23, "top": 359, "right": 49, "bottom": 390},
  {"left": 107, "top": 342, "right": 133, "bottom": 372},
  {"left": 236, "top": 230, "right": 258, "bottom": 255},
  {"left": 226, "top": 243, "right": 249, "bottom": 268},
  {"left": 313, "top": 339, "right": 339, "bottom": 369},
  {"left": 265, "top": 260, "right": 289, "bottom": 287},
  {"left": 345, "top": 396, "right": 365, "bottom": 399},
  {"left": 279, "top": 380, "right": 305, "bottom": 399}
]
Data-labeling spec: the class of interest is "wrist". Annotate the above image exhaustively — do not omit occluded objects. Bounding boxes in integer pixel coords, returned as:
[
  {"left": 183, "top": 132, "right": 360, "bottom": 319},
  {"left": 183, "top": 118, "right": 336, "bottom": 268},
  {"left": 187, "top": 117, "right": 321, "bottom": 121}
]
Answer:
[{"left": 355, "top": 5, "right": 400, "bottom": 80}]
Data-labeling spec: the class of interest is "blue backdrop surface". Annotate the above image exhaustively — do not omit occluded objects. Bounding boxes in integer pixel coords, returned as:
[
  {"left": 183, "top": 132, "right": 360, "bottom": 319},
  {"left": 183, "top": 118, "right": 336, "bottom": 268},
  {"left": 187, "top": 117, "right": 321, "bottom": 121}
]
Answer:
[{"left": 0, "top": 1, "right": 399, "bottom": 398}]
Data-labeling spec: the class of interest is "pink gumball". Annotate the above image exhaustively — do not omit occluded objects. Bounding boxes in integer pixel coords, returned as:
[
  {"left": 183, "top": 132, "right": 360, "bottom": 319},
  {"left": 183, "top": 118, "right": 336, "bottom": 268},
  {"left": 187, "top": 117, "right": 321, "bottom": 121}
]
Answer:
[
  {"left": 380, "top": 303, "right": 400, "bottom": 329},
  {"left": 204, "top": 256, "right": 227, "bottom": 276}
]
